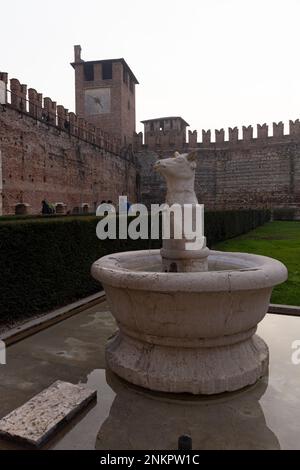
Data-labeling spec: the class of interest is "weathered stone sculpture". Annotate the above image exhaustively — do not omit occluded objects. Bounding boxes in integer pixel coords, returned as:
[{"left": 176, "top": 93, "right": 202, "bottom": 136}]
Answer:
[
  {"left": 154, "top": 151, "right": 198, "bottom": 206},
  {"left": 92, "top": 151, "right": 288, "bottom": 394},
  {"left": 154, "top": 151, "right": 209, "bottom": 272}
]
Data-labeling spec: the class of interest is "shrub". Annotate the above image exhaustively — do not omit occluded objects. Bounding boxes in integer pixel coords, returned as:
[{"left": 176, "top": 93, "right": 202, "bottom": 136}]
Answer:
[{"left": 272, "top": 207, "right": 296, "bottom": 221}]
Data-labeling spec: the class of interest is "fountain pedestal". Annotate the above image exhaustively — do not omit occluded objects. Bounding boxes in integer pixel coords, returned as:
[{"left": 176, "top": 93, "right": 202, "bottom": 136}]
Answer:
[
  {"left": 92, "top": 249, "right": 286, "bottom": 395},
  {"left": 161, "top": 238, "right": 210, "bottom": 273},
  {"left": 106, "top": 329, "right": 268, "bottom": 395}
]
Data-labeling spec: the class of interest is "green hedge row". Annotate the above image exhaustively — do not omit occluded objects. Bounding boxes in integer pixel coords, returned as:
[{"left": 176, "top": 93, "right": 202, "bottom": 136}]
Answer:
[
  {"left": 205, "top": 209, "right": 270, "bottom": 246},
  {"left": 0, "top": 209, "right": 270, "bottom": 322},
  {"left": 272, "top": 207, "right": 296, "bottom": 221},
  {"left": 0, "top": 213, "right": 93, "bottom": 222}
]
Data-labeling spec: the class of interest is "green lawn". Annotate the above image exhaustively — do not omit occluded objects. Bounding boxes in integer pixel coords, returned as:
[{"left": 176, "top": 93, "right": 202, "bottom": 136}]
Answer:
[{"left": 214, "top": 221, "right": 300, "bottom": 306}]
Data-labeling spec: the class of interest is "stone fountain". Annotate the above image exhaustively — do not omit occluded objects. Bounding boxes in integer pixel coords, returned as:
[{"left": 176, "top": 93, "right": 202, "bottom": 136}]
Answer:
[{"left": 92, "top": 151, "right": 288, "bottom": 395}]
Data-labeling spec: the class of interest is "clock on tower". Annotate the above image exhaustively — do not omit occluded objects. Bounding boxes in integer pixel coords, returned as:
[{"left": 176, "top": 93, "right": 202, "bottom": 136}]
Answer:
[
  {"left": 72, "top": 45, "right": 139, "bottom": 144},
  {"left": 84, "top": 88, "right": 111, "bottom": 115}
]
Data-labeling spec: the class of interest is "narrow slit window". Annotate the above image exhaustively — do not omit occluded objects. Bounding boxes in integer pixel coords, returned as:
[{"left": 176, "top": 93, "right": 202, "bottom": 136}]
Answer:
[
  {"left": 84, "top": 63, "right": 94, "bottom": 81},
  {"left": 102, "top": 62, "right": 113, "bottom": 80}
]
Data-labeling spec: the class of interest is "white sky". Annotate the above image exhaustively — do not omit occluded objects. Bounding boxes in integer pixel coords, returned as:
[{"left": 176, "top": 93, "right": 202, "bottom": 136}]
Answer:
[{"left": 1, "top": 0, "right": 300, "bottom": 137}]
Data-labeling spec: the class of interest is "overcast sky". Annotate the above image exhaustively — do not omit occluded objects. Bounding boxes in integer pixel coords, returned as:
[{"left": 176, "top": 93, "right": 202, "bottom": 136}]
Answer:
[{"left": 1, "top": 0, "right": 300, "bottom": 138}]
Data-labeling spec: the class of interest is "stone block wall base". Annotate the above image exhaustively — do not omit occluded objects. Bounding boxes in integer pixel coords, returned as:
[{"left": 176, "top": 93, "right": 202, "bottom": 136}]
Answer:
[{"left": 106, "top": 332, "right": 269, "bottom": 395}]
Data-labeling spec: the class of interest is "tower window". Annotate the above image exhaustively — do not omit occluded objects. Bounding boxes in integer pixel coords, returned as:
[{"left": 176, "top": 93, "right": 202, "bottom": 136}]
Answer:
[
  {"left": 102, "top": 62, "right": 112, "bottom": 80},
  {"left": 123, "top": 67, "right": 128, "bottom": 84},
  {"left": 84, "top": 63, "right": 94, "bottom": 81}
]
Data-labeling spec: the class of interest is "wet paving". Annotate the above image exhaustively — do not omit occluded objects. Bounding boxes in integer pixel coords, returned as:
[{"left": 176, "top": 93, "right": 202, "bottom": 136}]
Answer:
[{"left": 0, "top": 301, "right": 299, "bottom": 450}]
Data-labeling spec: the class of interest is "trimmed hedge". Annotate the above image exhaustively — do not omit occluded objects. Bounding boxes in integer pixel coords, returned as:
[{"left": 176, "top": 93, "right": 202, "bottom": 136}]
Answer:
[
  {"left": 205, "top": 209, "right": 270, "bottom": 246},
  {"left": 0, "top": 209, "right": 270, "bottom": 322},
  {"left": 0, "top": 213, "right": 94, "bottom": 222},
  {"left": 272, "top": 207, "right": 296, "bottom": 221}
]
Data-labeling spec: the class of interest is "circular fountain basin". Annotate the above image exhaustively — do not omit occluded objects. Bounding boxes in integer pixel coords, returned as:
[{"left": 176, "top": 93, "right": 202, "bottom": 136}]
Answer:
[{"left": 92, "top": 249, "right": 287, "bottom": 395}]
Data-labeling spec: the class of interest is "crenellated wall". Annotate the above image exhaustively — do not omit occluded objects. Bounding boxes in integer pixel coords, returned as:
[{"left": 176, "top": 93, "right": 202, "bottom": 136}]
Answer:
[
  {"left": 2, "top": 70, "right": 300, "bottom": 215},
  {"left": 136, "top": 118, "right": 300, "bottom": 212},
  {"left": 6, "top": 76, "right": 123, "bottom": 154},
  {"left": 139, "top": 117, "right": 188, "bottom": 151},
  {"left": 196, "top": 120, "right": 300, "bottom": 145},
  {"left": 134, "top": 119, "right": 300, "bottom": 151},
  {"left": 0, "top": 74, "right": 137, "bottom": 215}
]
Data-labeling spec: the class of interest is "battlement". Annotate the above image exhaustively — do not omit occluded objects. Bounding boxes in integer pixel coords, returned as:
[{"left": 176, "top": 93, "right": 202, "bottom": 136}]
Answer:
[
  {"left": 3, "top": 73, "right": 300, "bottom": 155},
  {"left": 196, "top": 120, "right": 300, "bottom": 146},
  {"left": 134, "top": 116, "right": 300, "bottom": 152},
  {"left": 0, "top": 73, "right": 122, "bottom": 155},
  {"left": 137, "top": 116, "right": 189, "bottom": 151}
]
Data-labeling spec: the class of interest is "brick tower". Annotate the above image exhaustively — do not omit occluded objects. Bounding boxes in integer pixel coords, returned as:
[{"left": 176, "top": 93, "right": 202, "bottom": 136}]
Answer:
[
  {"left": 71, "top": 45, "right": 138, "bottom": 145},
  {"left": 141, "top": 116, "right": 189, "bottom": 150}
]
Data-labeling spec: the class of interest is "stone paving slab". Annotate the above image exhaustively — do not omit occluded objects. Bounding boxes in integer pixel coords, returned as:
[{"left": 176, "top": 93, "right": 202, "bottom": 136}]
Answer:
[{"left": 0, "top": 380, "right": 97, "bottom": 447}]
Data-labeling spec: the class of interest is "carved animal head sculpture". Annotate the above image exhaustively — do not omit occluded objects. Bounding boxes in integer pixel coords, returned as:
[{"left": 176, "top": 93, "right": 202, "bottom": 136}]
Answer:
[
  {"left": 153, "top": 151, "right": 198, "bottom": 205},
  {"left": 154, "top": 151, "right": 197, "bottom": 179}
]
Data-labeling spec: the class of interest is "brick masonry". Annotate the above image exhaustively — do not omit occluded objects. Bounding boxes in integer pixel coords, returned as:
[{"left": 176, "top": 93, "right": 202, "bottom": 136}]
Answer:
[
  {"left": 1, "top": 58, "right": 300, "bottom": 215},
  {"left": 0, "top": 99, "right": 137, "bottom": 215},
  {"left": 72, "top": 45, "right": 137, "bottom": 146},
  {"left": 136, "top": 120, "right": 300, "bottom": 211}
]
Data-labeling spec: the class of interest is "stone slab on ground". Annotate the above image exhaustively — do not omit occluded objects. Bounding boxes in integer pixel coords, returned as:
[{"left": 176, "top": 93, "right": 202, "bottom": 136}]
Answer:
[{"left": 0, "top": 380, "right": 97, "bottom": 447}]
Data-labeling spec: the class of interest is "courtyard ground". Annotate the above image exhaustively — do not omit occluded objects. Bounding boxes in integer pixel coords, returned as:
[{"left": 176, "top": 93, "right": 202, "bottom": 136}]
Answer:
[
  {"left": 0, "top": 299, "right": 299, "bottom": 449},
  {"left": 214, "top": 221, "right": 300, "bottom": 306}
]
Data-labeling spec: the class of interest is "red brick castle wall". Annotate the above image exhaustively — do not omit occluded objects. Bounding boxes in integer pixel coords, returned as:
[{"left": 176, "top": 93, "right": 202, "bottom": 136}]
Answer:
[{"left": 0, "top": 73, "right": 137, "bottom": 215}]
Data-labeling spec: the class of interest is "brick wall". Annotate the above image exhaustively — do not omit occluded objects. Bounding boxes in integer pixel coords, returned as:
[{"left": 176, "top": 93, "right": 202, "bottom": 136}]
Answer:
[
  {"left": 136, "top": 129, "right": 300, "bottom": 211},
  {"left": 0, "top": 76, "right": 137, "bottom": 215},
  {"left": 195, "top": 141, "right": 300, "bottom": 210},
  {"left": 2, "top": 68, "right": 300, "bottom": 216}
]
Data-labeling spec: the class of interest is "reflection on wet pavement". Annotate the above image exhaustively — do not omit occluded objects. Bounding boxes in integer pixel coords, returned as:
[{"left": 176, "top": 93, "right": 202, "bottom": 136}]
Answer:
[{"left": 0, "top": 301, "right": 299, "bottom": 450}]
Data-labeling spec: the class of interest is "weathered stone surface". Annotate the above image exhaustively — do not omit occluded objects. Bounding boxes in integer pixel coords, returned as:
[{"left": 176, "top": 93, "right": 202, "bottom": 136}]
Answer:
[
  {"left": 92, "top": 249, "right": 287, "bottom": 394},
  {"left": 0, "top": 380, "right": 96, "bottom": 446},
  {"left": 91, "top": 149, "right": 289, "bottom": 394},
  {"left": 106, "top": 332, "right": 269, "bottom": 395},
  {"left": 154, "top": 151, "right": 209, "bottom": 272}
]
